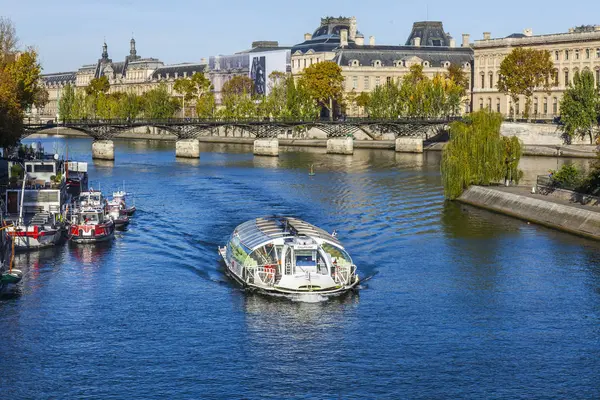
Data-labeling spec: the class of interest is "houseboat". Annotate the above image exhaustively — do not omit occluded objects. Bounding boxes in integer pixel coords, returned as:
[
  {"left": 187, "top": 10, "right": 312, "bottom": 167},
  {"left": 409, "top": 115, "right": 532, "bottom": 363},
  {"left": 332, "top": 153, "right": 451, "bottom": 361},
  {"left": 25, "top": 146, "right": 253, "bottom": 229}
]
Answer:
[
  {"left": 3, "top": 154, "right": 79, "bottom": 250},
  {"left": 69, "top": 206, "right": 115, "bottom": 244},
  {"left": 219, "top": 217, "right": 359, "bottom": 298}
]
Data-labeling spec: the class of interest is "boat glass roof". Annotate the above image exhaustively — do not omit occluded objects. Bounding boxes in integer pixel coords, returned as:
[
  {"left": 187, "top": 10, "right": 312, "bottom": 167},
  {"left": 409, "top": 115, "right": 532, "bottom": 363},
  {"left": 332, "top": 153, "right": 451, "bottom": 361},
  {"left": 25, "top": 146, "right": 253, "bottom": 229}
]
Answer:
[{"left": 234, "top": 217, "right": 342, "bottom": 250}]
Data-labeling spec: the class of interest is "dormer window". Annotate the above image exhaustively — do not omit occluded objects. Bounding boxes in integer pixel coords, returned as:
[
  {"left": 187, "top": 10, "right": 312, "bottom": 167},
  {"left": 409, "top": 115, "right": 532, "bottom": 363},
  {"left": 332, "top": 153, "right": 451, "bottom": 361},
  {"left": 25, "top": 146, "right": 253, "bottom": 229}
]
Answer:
[
  {"left": 372, "top": 60, "right": 382, "bottom": 67},
  {"left": 393, "top": 60, "right": 404, "bottom": 67},
  {"left": 350, "top": 59, "right": 359, "bottom": 67},
  {"left": 423, "top": 61, "right": 430, "bottom": 68},
  {"left": 463, "top": 62, "right": 470, "bottom": 69},
  {"left": 443, "top": 61, "right": 450, "bottom": 68}
]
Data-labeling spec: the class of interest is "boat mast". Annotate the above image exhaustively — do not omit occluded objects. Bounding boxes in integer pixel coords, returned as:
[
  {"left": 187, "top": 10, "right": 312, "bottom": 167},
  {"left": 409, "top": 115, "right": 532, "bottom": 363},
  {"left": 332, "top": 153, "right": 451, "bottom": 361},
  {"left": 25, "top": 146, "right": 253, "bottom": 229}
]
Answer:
[{"left": 18, "top": 170, "right": 27, "bottom": 226}]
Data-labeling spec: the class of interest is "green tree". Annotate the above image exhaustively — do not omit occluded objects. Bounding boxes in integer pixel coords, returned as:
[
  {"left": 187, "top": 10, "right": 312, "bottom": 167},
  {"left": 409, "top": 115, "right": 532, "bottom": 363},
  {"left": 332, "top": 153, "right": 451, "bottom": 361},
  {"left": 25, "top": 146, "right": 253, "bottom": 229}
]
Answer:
[
  {"left": 142, "top": 83, "right": 178, "bottom": 119},
  {"left": 559, "top": 69, "right": 600, "bottom": 144},
  {"left": 297, "top": 61, "right": 344, "bottom": 120},
  {"left": 355, "top": 92, "right": 370, "bottom": 116},
  {"left": 497, "top": 48, "right": 554, "bottom": 120},
  {"left": 196, "top": 91, "right": 215, "bottom": 118},
  {"left": 220, "top": 76, "right": 255, "bottom": 119},
  {"left": 118, "top": 92, "right": 142, "bottom": 120},
  {"left": 58, "top": 83, "right": 76, "bottom": 121},
  {"left": 85, "top": 76, "right": 110, "bottom": 96},
  {"left": 441, "top": 110, "right": 523, "bottom": 199},
  {"left": 445, "top": 64, "right": 469, "bottom": 93}
]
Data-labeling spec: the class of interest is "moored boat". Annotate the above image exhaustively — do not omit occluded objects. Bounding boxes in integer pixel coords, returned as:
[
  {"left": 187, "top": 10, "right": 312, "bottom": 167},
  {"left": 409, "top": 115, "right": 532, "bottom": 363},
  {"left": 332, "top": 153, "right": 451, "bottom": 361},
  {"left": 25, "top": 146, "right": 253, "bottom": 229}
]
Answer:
[
  {"left": 2, "top": 153, "right": 80, "bottom": 250},
  {"left": 0, "top": 213, "right": 23, "bottom": 289},
  {"left": 69, "top": 207, "right": 115, "bottom": 244},
  {"left": 218, "top": 217, "right": 359, "bottom": 298},
  {"left": 112, "top": 190, "right": 136, "bottom": 216},
  {"left": 105, "top": 199, "right": 129, "bottom": 230}
]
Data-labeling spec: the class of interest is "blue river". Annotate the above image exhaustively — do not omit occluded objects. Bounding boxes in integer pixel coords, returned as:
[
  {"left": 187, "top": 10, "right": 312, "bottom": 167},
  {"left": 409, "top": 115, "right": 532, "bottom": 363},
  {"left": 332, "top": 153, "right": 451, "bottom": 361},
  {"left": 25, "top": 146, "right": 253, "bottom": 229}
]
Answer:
[{"left": 1, "top": 137, "right": 599, "bottom": 399}]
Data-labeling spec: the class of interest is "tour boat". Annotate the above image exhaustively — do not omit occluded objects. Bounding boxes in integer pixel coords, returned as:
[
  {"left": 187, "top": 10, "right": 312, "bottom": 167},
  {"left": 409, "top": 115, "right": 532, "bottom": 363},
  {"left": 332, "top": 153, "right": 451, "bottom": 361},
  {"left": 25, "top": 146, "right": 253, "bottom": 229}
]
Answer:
[
  {"left": 69, "top": 207, "right": 115, "bottom": 244},
  {"left": 105, "top": 199, "right": 130, "bottom": 230},
  {"left": 2, "top": 152, "right": 82, "bottom": 250},
  {"left": 78, "top": 190, "right": 104, "bottom": 208},
  {"left": 218, "top": 217, "right": 359, "bottom": 298}
]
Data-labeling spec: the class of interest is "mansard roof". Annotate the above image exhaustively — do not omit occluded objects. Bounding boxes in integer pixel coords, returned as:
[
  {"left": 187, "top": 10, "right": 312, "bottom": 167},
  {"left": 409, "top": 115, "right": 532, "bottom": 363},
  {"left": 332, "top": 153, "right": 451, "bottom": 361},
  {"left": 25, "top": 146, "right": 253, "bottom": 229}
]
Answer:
[
  {"left": 405, "top": 21, "right": 452, "bottom": 47},
  {"left": 42, "top": 72, "right": 76, "bottom": 85},
  {"left": 332, "top": 45, "right": 473, "bottom": 67},
  {"left": 150, "top": 63, "right": 208, "bottom": 79}
]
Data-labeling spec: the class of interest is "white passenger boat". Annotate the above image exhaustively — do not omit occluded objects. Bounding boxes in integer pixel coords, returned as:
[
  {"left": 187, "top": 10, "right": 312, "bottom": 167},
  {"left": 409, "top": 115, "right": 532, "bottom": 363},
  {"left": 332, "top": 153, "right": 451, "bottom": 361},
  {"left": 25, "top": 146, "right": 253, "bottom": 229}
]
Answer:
[{"left": 219, "top": 217, "right": 359, "bottom": 297}]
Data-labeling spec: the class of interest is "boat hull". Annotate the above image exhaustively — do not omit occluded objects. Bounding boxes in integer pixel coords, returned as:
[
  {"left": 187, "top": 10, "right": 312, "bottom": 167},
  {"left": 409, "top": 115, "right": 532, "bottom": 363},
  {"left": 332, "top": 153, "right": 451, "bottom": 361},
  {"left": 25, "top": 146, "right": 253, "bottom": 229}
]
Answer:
[
  {"left": 70, "top": 230, "right": 114, "bottom": 244},
  {"left": 8, "top": 228, "right": 66, "bottom": 251},
  {"left": 120, "top": 206, "right": 136, "bottom": 216}
]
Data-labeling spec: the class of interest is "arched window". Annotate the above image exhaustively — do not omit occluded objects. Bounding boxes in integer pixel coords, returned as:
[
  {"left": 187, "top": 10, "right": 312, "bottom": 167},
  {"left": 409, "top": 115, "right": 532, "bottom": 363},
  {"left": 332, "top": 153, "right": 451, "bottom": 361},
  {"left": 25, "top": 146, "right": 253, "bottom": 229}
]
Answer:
[
  {"left": 564, "top": 70, "right": 569, "bottom": 86},
  {"left": 480, "top": 73, "right": 485, "bottom": 89},
  {"left": 489, "top": 72, "right": 493, "bottom": 89},
  {"left": 553, "top": 97, "right": 558, "bottom": 115},
  {"left": 479, "top": 98, "right": 484, "bottom": 110},
  {"left": 496, "top": 98, "right": 501, "bottom": 113},
  {"left": 533, "top": 97, "right": 539, "bottom": 116},
  {"left": 543, "top": 97, "right": 548, "bottom": 115}
]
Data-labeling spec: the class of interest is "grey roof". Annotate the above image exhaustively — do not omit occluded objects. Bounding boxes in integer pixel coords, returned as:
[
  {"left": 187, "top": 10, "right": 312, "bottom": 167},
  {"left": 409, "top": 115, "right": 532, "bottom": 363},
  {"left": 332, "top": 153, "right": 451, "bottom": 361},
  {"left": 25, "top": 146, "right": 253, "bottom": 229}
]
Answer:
[
  {"left": 234, "top": 217, "right": 342, "bottom": 250},
  {"left": 505, "top": 33, "right": 527, "bottom": 39},
  {"left": 151, "top": 63, "right": 207, "bottom": 79},
  {"left": 333, "top": 45, "right": 473, "bottom": 67},
  {"left": 42, "top": 72, "right": 76, "bottom": 85},
  {"left": 405, "top": 21, "right": 452, "bottom": 47}
]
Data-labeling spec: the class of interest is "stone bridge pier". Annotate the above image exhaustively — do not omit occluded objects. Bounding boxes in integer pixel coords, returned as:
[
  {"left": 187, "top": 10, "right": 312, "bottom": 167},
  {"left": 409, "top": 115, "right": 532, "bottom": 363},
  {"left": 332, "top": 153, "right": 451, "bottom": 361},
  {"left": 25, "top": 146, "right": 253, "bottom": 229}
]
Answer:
[
  {"left": 253, "top": 139, "right": 279, "bottom": 157},
  {"left": 176, "top": 139, "right": 201, "bottom": 158},
  {"left": 395, "top": 137, "right": 424, "bottom": 153},
  {"left": 92, "top": 140, "right": 115, "bottom": 160}
]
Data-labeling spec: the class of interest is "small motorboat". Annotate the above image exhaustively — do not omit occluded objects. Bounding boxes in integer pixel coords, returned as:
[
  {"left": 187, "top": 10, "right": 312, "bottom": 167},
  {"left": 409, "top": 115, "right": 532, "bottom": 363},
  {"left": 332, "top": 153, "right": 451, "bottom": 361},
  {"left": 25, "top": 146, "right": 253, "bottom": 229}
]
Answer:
[
  {"left": 218, "top": 217, "right": 359, "bottom": 298},
  {"left": 105, "top": 199, "right": 129, "bottom": 230},
  {"left": 112, "top": 190, "right": 136, "bottom": 216},
  {"left": 69, "top": 207, "right": 115, "bottom": 244}
]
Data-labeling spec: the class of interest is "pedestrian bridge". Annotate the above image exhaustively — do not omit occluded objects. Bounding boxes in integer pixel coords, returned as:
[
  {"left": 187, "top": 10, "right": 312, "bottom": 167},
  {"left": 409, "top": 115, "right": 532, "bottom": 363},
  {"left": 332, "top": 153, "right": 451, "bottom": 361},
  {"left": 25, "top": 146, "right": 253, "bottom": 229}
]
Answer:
[{"left": 22, "top": 117, "right": 456, "bottom": 160}]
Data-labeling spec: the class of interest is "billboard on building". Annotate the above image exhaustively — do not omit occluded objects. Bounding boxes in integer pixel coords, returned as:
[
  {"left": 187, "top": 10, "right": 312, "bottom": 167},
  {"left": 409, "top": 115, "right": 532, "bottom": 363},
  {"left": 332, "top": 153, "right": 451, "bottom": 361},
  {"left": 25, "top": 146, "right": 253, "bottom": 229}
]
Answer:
[{"left": 248, "top": 49, "right": 290, "bottom": 96}]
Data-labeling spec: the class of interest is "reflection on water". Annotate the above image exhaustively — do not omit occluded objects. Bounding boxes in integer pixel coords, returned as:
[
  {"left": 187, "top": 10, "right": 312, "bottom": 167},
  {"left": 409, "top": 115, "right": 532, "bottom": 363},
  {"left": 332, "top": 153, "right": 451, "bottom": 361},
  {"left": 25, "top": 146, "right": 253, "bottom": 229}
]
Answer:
[{"left": 1, "top": 136, "right": 599, "bottom": 399}]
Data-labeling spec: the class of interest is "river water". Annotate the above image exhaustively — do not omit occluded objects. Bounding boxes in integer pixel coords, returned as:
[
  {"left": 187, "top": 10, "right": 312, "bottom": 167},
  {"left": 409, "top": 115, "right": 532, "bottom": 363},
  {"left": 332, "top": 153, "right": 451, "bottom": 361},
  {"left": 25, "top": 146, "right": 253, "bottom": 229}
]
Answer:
[{"left": 1, "top": 137, "right": 599, "bottom": 399}]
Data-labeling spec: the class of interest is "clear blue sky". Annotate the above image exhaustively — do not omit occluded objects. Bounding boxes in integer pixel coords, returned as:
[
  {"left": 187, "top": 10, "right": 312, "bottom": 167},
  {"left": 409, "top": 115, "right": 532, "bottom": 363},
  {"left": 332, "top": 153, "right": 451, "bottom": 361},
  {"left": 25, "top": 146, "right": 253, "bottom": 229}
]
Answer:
[{"left": 3, "top": 0, "right": 597, "bottom": 73}]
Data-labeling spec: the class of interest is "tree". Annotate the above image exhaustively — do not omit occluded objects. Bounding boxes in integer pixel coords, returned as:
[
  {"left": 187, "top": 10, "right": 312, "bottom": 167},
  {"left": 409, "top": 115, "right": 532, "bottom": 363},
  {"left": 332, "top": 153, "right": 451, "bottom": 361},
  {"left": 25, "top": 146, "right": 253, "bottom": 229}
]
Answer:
[
  {"left": 220, "top": 76, "right": 255, "bottom": 119},
  {"left": 58, "top": 83, "right": 76, "bottom": 121},
  {"left": 196, "top": 91, "right": 215, "bottom": 118},
  {"left": 441, "top": 110, "right": 523, "bottom": 199},
  {"left": 297, "top": 61, "right": 344, "bottom": 120},
  {"left": 222, "top": 75, "right": 254, "bottom": 98},
  {"left": 141, "top": 83, "right": 178, "bottom": 119},
  {"left": 559, "top": 69, "right": 600, "bottom": 144},
  {"left": 0, "top": 17, "right": 18, "bottom": 65},
  {"left": 174, "top": 72, "right": 212, "bottom": 117},
  {"left": 85, "top": 76, "right": 110, "bottom": 96},
  {"left": 445, "top": 64, "right": 469, "bottom": 93},
  {"left": 497, "top": 48, "right": 554, "bottom": 120}
]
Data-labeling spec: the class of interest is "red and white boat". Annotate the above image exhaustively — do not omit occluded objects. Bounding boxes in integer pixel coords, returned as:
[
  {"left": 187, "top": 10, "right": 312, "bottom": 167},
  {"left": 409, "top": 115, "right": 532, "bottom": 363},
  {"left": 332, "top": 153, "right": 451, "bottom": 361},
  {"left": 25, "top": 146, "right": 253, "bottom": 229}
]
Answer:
[{"left": 69, "top": 207, "right": 115, "bottom": 244}]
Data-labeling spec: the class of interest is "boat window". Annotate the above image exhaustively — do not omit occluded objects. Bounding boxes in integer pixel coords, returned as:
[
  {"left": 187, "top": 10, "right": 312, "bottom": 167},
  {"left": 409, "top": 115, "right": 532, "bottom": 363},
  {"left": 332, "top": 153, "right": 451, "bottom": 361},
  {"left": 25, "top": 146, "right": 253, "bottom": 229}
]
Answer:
[
  {"left": 33, "top": 164, "right": 55, "bottom": 173},
  {"left": 295, "top": 250, "right": 317, "bottom": 267},
  {"left": 227, "top": 235, "right": 251, "bottom": 266},
  {"left": 247, "top": 244, "right": 278, "bottom": 267},
  {"left": 81, "top": 213, "right": 99, "bottom": 223},
  {"left": 321, "top": 242, "right": 352, "bottom": 265}
]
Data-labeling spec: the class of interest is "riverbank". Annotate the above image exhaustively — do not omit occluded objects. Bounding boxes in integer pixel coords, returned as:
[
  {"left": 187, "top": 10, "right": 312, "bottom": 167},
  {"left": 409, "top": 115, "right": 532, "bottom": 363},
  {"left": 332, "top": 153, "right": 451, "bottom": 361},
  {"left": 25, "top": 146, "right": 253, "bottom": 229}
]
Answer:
[
  {"left": 457, "top": 185, "right": 600, "bottom": 240},
  {"left": 31, "top": 128, "right": 598, "bottom": 157}
]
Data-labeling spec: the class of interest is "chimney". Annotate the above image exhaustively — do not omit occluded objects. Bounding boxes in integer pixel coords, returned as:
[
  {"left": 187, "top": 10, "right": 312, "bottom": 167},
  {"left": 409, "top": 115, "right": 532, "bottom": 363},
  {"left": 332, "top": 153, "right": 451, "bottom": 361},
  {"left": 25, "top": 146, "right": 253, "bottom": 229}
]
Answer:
[
  {"left": 483, "top": 32, "right": 491, "bottom": 40},
  {"left": 449, "top": 37, "right": 456, "bottom": 47},
  {"left": 413, "top": 37, "right": 421, "bottom": 47},
  {"left": 349, "top": 17, "right": 357, "bottom": 41},
  {"left": 356, "top": 36, "right": 364, "bottom": 46},
  {"left": 369, "top": 36, "right": 375, "bottom": 46},
  {"left": 523, "top": 28, "right": 533, "bottom": 37},
  {"left": 304, "top": 33, "right": 312, "bottom": 41},
  {"left": 340, "top": 29, "right": 348, "bottom": 47},
  {"left": 462, "top": 33, "right": 470, "bottom": 47}
]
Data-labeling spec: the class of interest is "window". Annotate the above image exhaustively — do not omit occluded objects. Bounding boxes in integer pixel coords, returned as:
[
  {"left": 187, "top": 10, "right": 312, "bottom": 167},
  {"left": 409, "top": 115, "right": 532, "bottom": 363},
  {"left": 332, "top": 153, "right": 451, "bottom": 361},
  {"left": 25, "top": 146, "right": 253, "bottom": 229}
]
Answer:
[
  {"left": 543, "top": 98, "right": 548, "bottom": 115},
  {"left": 496, "top": 99, "right": 501, "bottom": 113},
  {"left": 303, "top": 59, "right": 306, "bottom": 68},
  {"left": 533, "top": 98, "right": 538, "bottom": 116},
  {"left": 489, "top": 73, "right": 493, "bottom": 89},
  {"left": 386, "top": 77, "right": 392, "bottom": 85},
  {"left": 555, "top": 51, "right": 559, "bottom": 61},
  {"left": 553, "top": 97, "right": 558, "bottom": 115},
  {"left": 565, "top": 50, "right": 569, "bottom": 60},
  {"left": 352, "top": 76, "right": 358, "bottom": 89},
  {"left": 487, "top": 98, "right": 492, "bottom": 111},
  {"left": 597, "top": 69, "right": 600, "bottom": 86},
  {"left": 553, "top": 70, "right": 559, "bottom": 86},
  {"left": 481, "top": 74, "right": 485, "bottom": 89},
  {"left": 564, "top": 71, "right": 569, "bottom": 86},
  {"left": 33, "top": 164, "right": 54, "bottom": 173},
  {"left": 586, "top": 49, "right": 591, "bottom": 59},
  {"left": 364, "top": 76, "right": 370, "bottom": 90},
  {"left": 26, "top": 165, "right": 32, "bottom": 173},
  {"left": 375, "top": 76, "right": 380, "bottom": 86},
  {"left": 515, "top": 101, "right": 520, "bottom": 116},
  {"left": 575, "top": 50, "right": 579, "bottom": 60},
  {"left": 479, "top": 99, "right": 484, "bottom": 110}
]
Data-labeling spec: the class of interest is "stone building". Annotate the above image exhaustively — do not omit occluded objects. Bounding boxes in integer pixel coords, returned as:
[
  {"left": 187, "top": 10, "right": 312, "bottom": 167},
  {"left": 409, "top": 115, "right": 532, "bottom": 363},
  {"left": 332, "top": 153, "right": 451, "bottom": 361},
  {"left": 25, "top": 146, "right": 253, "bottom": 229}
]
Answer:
[
  {"left": 35, "top": 39, "right": 207, "bottom": 121},
  {"left": 472, "top": 25, "right": 600, "bottom": 118},
  {"left": 291, "top": 18, "right": 474, "bottom": 116}
]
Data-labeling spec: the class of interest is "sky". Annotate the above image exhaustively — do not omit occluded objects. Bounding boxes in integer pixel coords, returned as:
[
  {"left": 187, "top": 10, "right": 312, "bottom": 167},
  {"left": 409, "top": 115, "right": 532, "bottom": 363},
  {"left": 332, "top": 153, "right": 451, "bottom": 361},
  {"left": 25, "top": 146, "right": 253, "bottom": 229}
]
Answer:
[{"left": 2, "top": 0, "right": 598, "bottom": 73}]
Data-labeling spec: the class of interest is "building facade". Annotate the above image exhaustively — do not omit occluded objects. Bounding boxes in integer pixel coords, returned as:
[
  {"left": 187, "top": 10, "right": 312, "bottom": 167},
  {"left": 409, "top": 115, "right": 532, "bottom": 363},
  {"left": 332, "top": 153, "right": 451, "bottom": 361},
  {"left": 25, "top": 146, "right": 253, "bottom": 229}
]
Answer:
[
  {"left": 472, "top": 25, "right": 600, "bottom": 118},
  {"left": 35, "top": 39, "right": 207, "bottom": 121},
  {"left": 291, "top": 18, "right": 474, "bottom": 116}
]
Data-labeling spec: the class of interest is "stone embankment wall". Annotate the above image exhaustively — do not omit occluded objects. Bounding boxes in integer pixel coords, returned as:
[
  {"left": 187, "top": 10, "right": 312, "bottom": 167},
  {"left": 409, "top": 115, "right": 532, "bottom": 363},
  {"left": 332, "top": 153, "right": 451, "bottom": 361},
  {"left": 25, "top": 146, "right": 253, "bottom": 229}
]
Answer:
[
  {"left": 458, "top": 186, "right": 600, "bottom": 240},
  {"left": 500, "top": 122, "right": 588, "bottom": 145}
]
